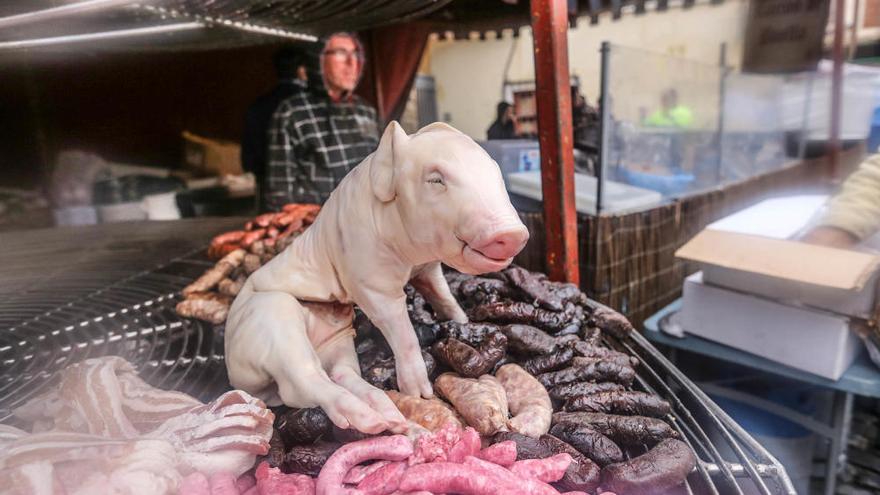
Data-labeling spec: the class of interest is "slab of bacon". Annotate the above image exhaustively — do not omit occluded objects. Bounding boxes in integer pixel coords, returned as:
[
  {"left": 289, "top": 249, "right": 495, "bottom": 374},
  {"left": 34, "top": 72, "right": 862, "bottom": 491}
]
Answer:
[{"left": 4, "top": 356, "right": 273, "bottom": 494}]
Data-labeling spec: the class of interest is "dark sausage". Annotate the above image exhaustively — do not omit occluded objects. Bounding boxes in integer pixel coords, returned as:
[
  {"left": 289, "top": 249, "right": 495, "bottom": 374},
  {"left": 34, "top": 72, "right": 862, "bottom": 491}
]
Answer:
[
  {"left": 552, "top": 411, "right": 679, "bottom": 446},
  {"left": 538, "top": 359, "right": 635, "bottom": 388},
  {"left": 550, "top": 422, "right": 624, "bottom": 467},
  {"left": 522, "top": 347, "right": 575, "bottom": 376},
  {"left": 275, "top": 407, "right": 333, "bottom": 445},
  {"left": 600, "top": 438, "right": 697, "bottom": 494},
  {"left": 563, "top": 391, "right": 672, "bottom": 417},
  {"left": 549, "top": 382, "right": 625, "bottom": 401}
]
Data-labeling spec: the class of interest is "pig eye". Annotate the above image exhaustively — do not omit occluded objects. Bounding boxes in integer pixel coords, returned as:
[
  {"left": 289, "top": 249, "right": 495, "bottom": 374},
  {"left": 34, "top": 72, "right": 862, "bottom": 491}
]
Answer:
[{"left": 426, "top": 172, "right": 446, "bottom": 186}]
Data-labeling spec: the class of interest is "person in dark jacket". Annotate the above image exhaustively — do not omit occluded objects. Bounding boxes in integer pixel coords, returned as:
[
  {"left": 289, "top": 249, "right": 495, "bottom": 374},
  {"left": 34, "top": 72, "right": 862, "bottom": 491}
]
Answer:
[
  {"left": 241, "top": 46, "right": 308, "bottom": 212},
  {"left": 486, "top": 101, "right": 518, "bottom": 140},
  {"left": 264, "top": 33, "right": 380, "bottom": 209}
]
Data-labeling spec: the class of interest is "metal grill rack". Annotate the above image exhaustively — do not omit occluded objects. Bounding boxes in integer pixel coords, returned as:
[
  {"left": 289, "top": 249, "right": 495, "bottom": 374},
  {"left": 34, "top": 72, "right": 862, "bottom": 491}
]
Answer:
[{"left": 0, "top": 247, "right": 794, "bottom": 494}]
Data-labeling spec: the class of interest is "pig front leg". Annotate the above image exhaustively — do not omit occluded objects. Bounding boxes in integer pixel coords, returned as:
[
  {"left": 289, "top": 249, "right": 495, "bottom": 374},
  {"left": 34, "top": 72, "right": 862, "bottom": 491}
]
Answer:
[
  {"left": 316, "top": 332, "right": 407, "bottom": 432},
  {"left": 358, "top": 294, "right": 433, "bottom": 398},
  {"left": 226, "top": 288, "right": 392, "bottom": 433},
  {"left": 410, "top": 262, "right": 468, "bottom": 323}
]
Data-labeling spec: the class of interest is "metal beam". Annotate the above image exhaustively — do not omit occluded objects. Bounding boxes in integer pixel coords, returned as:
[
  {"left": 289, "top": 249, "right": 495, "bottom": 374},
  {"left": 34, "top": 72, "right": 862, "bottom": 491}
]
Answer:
[
  {"left": 530, "top": 0, "right": 579, "bottom": 285},
  {"left": 0, "top": 0, "right": 136, "bottom": 30},
  {"left": 0, "top": 22, "right": 203, "bottom": 50},
  {"left": 830, "top": 0, "right": 845, "bottom": 179}
]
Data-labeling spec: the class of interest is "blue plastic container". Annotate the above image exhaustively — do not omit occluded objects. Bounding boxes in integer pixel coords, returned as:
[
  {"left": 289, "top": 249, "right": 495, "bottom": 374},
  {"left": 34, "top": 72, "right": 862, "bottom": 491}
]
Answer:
[
  {"left": 868, "top": 107, "right": 880, "bottom": 154},
  {"left": 708, "top": 387, "right": 816, "bottom": 495},
  {"left": 616, "top": 168, "right": 695, "bottom": 196}
]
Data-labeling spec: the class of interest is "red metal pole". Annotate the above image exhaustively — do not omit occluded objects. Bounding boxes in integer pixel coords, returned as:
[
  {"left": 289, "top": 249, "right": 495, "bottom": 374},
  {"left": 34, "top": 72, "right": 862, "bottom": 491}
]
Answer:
[
  {"left": 830, "top": 0, "right": 845, "bottom": 179},
  {"left": 530, "top": 0, "right": 579, "bottom": 285}
]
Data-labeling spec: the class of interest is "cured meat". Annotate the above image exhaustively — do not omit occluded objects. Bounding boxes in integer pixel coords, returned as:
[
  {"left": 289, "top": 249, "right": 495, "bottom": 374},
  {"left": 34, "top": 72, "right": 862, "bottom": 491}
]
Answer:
[
  {"left": 218, "top": 275, "right": 247, "bottom": 297},
  {"left": 503, "top": 265, "right": 579, "bottom": 311},
  {"left": 600, "top": 438, "right": 696, "bottom": 494},
  {"left": 10, "top": 356, "right": 273, "bottom": 486},
  {"left": 569, "top": 341, "right": 638, "bottom": 368},
  {"left": 509, "top": 453, "right": 572, "bottom": 483},
  {"left": 275, "top": 407, "right": 333, "bottom": 446},
  {"left": 500, "top": 324, "right": 558, "bottom": 356},
  {"left": 548, "top": 382, "right": 625, "bottom": 401},
  {"left": 432, "top": 338, "right": 487, "bottom": 378},
  {"left": 495, "top": 364, "right": 552, "bottom": 438},
  {"left": 433, "top": 331, "right": 507, "bottom": 379},
  {"left": 315, "top": 435, "right": 413, "bottom": 495},
  {"left": 385, "top": 390, "right": 464, "bottom": 432},
  {"left": 436, "top": 321, "right": 501, "bottom": 347},
  {"left": 537, "top": 359, "right": 635, "bottom": 388},
  {"left": 243, "top": 254, "right": 262, "bottom": 274},
  {"left": 475, "top": 441, "right": 517, "bottom": 466},
  {"left": 563, "top": 391, "right": 672, "bottom": 417},
  {"left": 471, "top": 302, "right": 573, "bottom": 332},
  {"left": 552, "top": 412, "right": 678, "bottom": 446},
  {"left": 343, "top": 460, "right": 392, "bottom": 484},
  {"left": 587, "top": 306, "right": 633, "bottom": 339},
  {"left": 434, "top": 373, "right": 509, "bottom": 436},
  {"left": 284, "top": 442, "right": 341, "bottom": 477},
  {"left": 410, "top": 423, "right": 479, "bottom": 464},
  {"left": 176, "top": 292, "right": 233, "bottom": 325},
  {"left": 356, "top": 460, "right": 408, "bottom": 495},
  {"left": 549, "top": 422, "right": 624, "bottom": 467},
  {"left": 491, "top": 431, "right": 600, "bottom": 493},
  {"left": 183, "top": 249, "right": 246, "bottom": 295},
  {"left": 255, "top": 460, "right": 316, "bottom": 494},
  {"left": 522, "top": 347, "right": 575, "bottom": 376}
]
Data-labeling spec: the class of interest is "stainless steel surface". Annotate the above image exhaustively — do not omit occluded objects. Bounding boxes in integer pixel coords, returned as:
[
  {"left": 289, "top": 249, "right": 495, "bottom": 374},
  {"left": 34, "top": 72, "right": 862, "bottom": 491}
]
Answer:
[
  {"left": 0, "top": 218, "right": 246, "bottom": 424},
  {"left": 0, "top": 21, "right": 203, "bottom": 50},
  {"left": 0, "top": 0, "right": 452, "bottom": 53},
  {"left": 0, "top": 0, "right": 134, "bottom": 29},
  {"left": 0, "top": 220, "right": 792, "bottom": 493}
]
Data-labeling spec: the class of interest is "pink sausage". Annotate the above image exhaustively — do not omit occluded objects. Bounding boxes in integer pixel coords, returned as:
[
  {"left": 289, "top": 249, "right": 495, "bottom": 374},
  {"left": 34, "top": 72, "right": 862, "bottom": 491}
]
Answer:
[
  {"left": 510, "top": 453, "right": 573, "bottom": 483},
  {"left": 179, "top": 472, "right": 211, "bottom": 495},
  {"left": 448, "top": 427, "right": 481, "bottom": 463},
  {"left": 254, "top": 462, "right": 315, "bottom": 495},
  {"left": 241, "top": 488, "right": 259, "bottom": 495},
  {"left": 463, "top": 456, "right": 557, "bottom": 495},
  {"left": 399, "top": 462, "right": 521, "bottom": 494},
  {"left": 357, "top": 461, "right": 408, "bottom": 495},
  {"left": 475, "top": 441, "right": 518, "bottom": 467},
  {"left": 209, "top": 472, "right": 239, "bottom": 495},
  {"left": 316, "top": 435, "right": 413, "bottom": 495},
  {"left": 236, "top": 475, "right": 256, "bottom": 493},
  {"left": 343, "top": 460, "right": 392, "bottom": 485}
]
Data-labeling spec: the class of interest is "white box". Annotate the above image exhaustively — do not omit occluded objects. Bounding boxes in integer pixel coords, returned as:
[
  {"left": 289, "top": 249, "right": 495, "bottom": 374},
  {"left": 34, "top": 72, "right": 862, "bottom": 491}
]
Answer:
[
  {"left": 680, "top": 272, "right": 861, "bottom": 380},
  {"left": 677, "top": 229, "right": 880, "bottom": 319}
]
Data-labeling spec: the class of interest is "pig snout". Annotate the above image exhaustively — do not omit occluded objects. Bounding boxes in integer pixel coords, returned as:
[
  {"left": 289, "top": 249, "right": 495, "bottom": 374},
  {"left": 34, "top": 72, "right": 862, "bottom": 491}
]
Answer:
[{"left": 471, "top": 226, "right": 529, "bottom": 260}]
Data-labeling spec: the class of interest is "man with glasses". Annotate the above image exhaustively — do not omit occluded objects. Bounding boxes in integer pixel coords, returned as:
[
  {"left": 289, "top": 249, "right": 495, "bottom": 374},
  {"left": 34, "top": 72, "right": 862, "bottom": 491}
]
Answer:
[{"left": 265, "top": 33, "right": 380, "bottom": 210}]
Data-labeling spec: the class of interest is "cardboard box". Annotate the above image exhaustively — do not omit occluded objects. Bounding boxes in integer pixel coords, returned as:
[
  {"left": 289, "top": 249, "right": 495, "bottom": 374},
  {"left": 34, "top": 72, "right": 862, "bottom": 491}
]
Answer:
[
  {"left": 677, "top": 228, "right": 880, "bottom": 318},
  {"left": 680, "top": 272, "right": 861, "bottom": 380},
  {"left": 182, "top": 131, "right": 242, "bottom": 177}
]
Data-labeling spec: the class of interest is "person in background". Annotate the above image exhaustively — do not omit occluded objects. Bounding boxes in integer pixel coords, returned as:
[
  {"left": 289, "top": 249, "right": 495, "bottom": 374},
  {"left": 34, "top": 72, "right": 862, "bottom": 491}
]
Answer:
[
  {"left": 264, "top": 32, "right": 379, "bottom": 209},
  {"left": 643, "top": 89, "right": 694, "bottom": 129},
  {"left": 486, "top": 101, "right": 518, "bottom": 140},
  {"left": 242, "top": 46, "right": 308, "bottom": 212},
  {"left": 802, "top": 153, "right": 880, "bottom": 249}
]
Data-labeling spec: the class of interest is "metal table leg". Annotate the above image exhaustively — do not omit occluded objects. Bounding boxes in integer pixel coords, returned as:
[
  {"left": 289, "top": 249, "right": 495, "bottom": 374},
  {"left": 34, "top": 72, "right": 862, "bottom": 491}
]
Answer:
[{"left": 824, "top": 391, "right": 854, "bottom": 495}]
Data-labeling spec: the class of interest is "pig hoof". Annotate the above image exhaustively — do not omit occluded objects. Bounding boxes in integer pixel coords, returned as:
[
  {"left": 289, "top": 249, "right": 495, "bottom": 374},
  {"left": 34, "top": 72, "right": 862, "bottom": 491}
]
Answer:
[{"left": 322, "top": 389, "right": 390, "bottom": 434}]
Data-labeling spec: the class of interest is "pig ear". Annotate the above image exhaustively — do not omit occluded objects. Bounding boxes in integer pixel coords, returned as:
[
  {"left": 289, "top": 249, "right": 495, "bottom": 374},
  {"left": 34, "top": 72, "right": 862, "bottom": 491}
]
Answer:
[
  {"left": 416, "top": 122, "right": 462, "bottom": 135},
  {"left": 370, "top": 121, "right": 408, "bottom": 203}
]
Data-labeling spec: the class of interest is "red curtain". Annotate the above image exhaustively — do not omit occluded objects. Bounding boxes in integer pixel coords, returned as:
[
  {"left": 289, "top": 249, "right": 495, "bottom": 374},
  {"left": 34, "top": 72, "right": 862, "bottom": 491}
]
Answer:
[{"left": 357, "top": 22, "right": 432, "bottom": 124}]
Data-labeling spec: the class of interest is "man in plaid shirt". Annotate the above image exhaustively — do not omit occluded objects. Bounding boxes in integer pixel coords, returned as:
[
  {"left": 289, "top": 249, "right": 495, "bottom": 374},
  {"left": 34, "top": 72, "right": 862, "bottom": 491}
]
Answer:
[{"left": 265, "top": 33, "right": 380, "bottom": 210}]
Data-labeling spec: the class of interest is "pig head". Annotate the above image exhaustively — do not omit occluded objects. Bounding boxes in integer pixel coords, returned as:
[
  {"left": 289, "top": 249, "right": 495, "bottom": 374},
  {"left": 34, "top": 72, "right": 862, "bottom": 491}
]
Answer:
[{"left": 225, "top": 121, "right": 528, "bottom": 434}]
